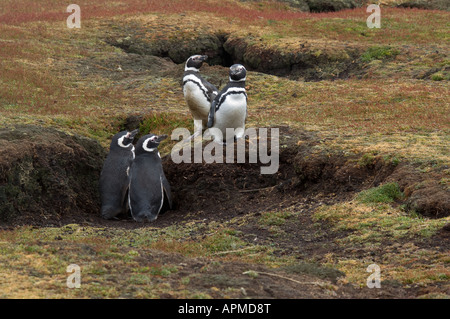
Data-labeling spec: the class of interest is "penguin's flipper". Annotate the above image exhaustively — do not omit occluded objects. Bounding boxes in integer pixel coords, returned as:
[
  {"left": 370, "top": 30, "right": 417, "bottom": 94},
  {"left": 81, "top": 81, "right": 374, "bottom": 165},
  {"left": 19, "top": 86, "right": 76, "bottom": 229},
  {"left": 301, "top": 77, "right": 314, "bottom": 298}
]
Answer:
[
  {"left": 204, "top": 81, "right": 218, "bottom": 102},
  {"left": 207, "top": 99, "right": 217, "bottom": 128},
  {"left": 161, "top": 175, "right": 173, "bottom": 210}
]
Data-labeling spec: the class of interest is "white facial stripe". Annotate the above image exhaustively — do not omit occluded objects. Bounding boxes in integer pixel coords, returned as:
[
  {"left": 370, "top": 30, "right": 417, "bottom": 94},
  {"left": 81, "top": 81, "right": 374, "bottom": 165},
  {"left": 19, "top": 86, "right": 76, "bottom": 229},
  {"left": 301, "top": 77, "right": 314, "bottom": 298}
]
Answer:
[
  {"left": 143, "top": 137, "right": 157, "bottom": 152},
  {"left": 118, "top": 135, "right": 132, "bottom": 148}
]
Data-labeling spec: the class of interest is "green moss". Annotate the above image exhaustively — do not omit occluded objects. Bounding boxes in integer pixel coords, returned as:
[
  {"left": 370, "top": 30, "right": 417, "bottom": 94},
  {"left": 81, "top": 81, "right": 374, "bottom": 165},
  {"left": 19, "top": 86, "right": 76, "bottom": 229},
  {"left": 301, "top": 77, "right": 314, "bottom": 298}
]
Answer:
[
  {"left": 361, "top": 46, "right": 400, "bottom": 63},
  {"left": 356, "top": 182, "right": 403, "bottom": 204}
]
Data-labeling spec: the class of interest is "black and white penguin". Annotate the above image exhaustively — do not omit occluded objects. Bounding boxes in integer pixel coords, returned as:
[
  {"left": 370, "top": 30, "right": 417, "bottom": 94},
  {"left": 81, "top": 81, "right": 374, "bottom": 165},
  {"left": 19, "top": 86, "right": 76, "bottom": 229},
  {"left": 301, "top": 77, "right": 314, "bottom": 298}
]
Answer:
[
  {"left": 99, "top": 129, "right": 139, "bottom": 219},
  {"left": 128, "top": 134, "right": 173, "bottom": 222},
  {"left": 183, "top": 55, "right": 219, "bottom": 133},
  {"left": 207, "top": 64, "right": 247, "bottom": 143}
]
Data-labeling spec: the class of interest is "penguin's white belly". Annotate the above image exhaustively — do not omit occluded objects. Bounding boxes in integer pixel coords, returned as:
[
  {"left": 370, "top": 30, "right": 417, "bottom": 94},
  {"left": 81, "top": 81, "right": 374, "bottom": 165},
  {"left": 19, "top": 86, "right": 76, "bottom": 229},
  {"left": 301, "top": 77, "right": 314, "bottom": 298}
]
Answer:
[
  {"left": 183, "top": 82, "right": 210, "bottom": 121},
  {"left": 213, "top": 94, "right": 247, "bottom": 141}
]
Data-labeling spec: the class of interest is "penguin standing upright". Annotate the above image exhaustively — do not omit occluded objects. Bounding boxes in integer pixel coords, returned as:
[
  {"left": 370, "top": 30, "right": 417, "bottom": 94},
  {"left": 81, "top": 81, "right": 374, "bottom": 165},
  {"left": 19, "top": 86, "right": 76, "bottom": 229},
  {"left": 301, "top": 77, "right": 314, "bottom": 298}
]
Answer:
[
  {"left": 183, "top": 55, "right": 219, "bottom": 133},
  {"left": 207, "top": 64, "right": 248, "bottom": 143},
  {"left": 99, "top": 129, "right": 139, "bottom": 219},
  {"left": 128, "top": 134, "right": 173, "bottom": 222}
]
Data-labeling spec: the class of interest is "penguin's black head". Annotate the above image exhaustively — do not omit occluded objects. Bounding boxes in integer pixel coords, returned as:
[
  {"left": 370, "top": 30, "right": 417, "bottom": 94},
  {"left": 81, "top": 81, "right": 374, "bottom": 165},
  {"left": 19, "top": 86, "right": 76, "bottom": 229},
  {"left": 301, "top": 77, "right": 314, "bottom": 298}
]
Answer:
[
  {"left": 137, "top": 134, "right": 168, "bottom": 153},
  {"left": 185, "top": 55, "right": 208, "bottom": 71},
  {"left": 112, "top": 129, "right": 139, "bottom": 149},
  {"left": 229, "top": 64, "right": 247, "bottom": 82}
]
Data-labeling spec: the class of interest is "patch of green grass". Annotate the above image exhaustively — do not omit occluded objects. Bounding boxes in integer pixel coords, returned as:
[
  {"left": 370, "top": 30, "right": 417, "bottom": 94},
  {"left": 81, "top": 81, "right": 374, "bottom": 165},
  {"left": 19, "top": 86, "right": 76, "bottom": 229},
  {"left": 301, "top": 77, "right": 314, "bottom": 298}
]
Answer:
[
  {"left": 361, "top": 46, "right": 400, "bottom": 63},
  {"left": 314, "top": 200, "right": 449, "bottom": 244},
  {"left": 149, "top": 265, "right": 179, "bottom": 277},
  {"left": 430, "top": 72, "right": 444, "bottom": 81},
  {"left": 259, "top": 210, "right": 293, "bottom": 226},
  {"left": 139, "top": 112, "right": 192, "bottom": 135},
  {"left": 201, "top": 231, "right": 247, "bottom": 254},
  {"left": 356, "top": 182, "right": 403, "bottom": 204},
  {"left": 383, "top": 154, "right": 401, "bottom": 167},
  {"left": 358, "top": 153, "right": 377, "bottom": 168}
]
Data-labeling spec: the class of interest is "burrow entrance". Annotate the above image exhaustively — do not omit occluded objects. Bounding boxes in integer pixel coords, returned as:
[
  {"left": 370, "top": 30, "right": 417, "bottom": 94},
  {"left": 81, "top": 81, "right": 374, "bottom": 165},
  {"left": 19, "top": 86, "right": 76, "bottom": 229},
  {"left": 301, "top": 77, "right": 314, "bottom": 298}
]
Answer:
[{"left": 1, "top": 126, "right": 448, "bottom": 229}]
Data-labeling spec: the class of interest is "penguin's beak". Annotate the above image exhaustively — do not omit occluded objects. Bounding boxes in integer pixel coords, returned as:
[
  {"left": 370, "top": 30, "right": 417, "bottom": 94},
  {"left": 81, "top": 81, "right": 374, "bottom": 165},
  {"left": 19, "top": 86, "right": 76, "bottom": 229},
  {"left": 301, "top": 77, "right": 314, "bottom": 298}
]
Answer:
[
  {"left": 126, "top": 129, "right": 139, "bottom": 139},
  {"left": 156, "top": 134, "right": 168, "bottom": 142},
  {"left": 199, "top": 55, "right": 208, "bottom": 62}
]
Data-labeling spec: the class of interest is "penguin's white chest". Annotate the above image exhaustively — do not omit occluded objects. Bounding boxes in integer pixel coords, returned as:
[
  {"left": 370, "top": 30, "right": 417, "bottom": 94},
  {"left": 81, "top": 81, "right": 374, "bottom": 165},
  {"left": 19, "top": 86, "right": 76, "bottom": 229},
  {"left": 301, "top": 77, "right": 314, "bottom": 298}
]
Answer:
[
  {"left": 217, "top": 94, "right": 246, "bottom": 124},
  {"left": 183, "top": 80, "right": 209, "bottom": 120},
  {"left": 213, "top": 93, "right": 247, "bottom": 141}
]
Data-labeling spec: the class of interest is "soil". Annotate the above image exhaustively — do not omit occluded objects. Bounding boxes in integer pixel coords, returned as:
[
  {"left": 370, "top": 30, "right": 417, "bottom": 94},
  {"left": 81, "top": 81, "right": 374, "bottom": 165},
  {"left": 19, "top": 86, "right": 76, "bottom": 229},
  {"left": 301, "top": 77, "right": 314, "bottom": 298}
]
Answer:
[
  {"left": 1, "top": 125, "right": 448, "bottom": 298},
  {"left": 0, "top": 125, "right": 106, "bottom": 224}
]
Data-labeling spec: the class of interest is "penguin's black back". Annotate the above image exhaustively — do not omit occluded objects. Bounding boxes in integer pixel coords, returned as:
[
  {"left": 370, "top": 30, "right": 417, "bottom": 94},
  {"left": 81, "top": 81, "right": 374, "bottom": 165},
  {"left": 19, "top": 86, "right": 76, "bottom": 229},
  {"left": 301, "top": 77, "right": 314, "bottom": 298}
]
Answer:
[{"left": 99, "top": 140, "right": 134, "bottom": 219}]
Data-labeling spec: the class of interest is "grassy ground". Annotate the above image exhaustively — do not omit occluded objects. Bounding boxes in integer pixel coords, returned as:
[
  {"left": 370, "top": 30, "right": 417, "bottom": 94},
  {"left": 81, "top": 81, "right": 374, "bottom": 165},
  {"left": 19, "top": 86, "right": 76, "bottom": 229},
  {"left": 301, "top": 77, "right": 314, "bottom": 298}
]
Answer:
[{"left": 0, "top": 0, "right": 449, "bottom": 298}]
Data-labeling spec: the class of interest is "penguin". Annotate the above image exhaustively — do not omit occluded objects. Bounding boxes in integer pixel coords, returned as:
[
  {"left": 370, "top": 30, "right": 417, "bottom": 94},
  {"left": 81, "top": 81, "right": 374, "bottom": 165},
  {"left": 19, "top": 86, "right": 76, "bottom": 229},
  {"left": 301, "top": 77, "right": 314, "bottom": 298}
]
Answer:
[
  {"left": 183, "top": 55, "right": 219, "bottom": 133},
  {"left": 99, "top": 129, "right": 139, "bottom": 220},
  {"left": 207, "top": 64, "right": 248, "bottom": 143},
  {"left": 128, "top": 133, "right": 173, "bottom": 222}
]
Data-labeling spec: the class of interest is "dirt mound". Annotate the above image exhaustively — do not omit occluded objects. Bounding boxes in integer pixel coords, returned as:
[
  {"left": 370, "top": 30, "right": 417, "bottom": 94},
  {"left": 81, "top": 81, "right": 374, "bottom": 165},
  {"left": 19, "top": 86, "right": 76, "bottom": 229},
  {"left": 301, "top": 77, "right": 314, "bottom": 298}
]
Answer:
[
  {"left": 291, "top": 139, "right": 449, "bottom": 218},
  {"left": 106, "top": 27, "right": 229, "bottom": 66},
  {"left": 0, "top": 125, "right": 106, "bottom": 225},
  {"left": 222, "top": 35, "right": 363, "bottom": 81},
  {"left": 387, "top": 165, "right": 450, "bottom": 218},
  {"left": 159, "top": 127, "right": 449, "bottom": 226}
]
